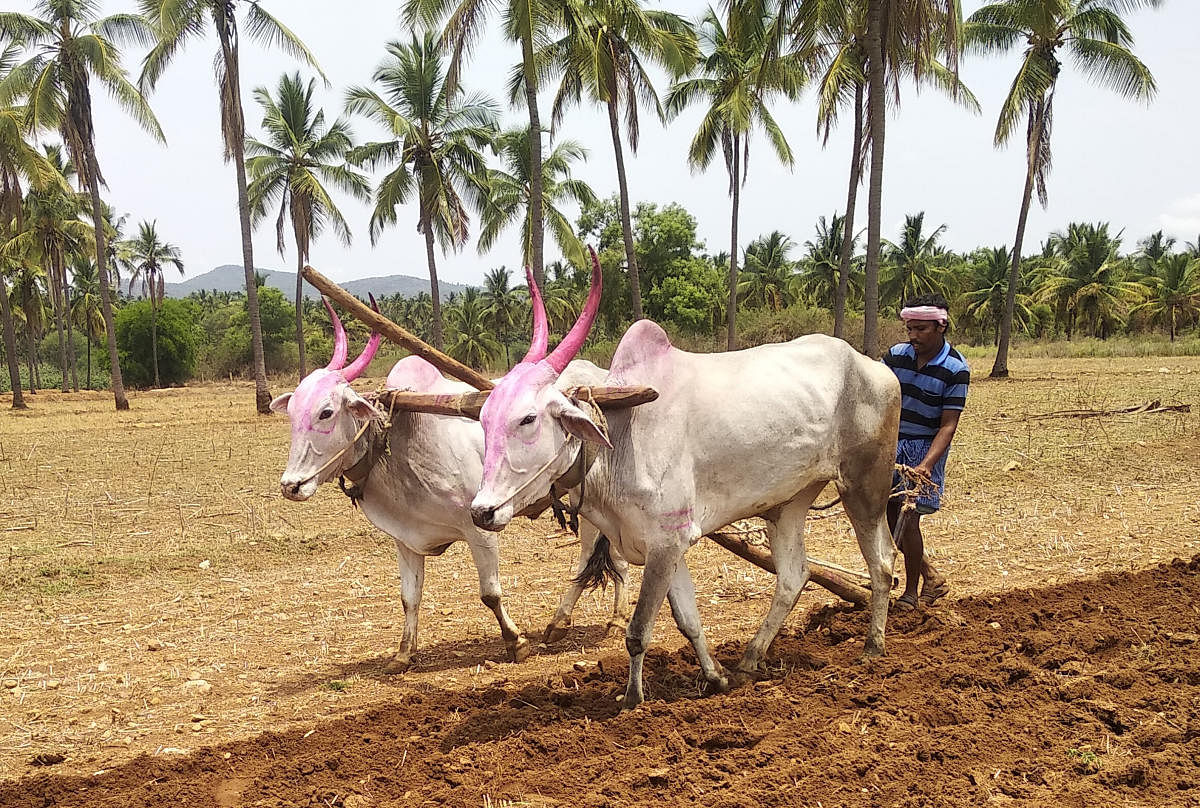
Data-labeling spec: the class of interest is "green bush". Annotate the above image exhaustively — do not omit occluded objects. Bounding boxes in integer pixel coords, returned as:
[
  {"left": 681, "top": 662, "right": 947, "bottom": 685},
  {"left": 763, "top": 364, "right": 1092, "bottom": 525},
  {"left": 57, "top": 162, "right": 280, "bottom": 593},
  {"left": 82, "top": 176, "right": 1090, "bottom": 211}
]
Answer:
[
  {"left": 197, "top": 287, "right": 300, "bottom": 378},
  {"left": 115, "top": 298, "right": 203, "bottom": 387}
]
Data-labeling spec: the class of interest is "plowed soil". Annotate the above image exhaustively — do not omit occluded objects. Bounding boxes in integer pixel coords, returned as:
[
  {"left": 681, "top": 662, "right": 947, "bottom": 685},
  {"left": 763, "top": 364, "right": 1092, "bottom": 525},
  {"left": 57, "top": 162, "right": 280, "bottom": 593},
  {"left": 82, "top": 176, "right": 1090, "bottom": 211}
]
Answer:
[
  {"left": 2, "top": 357, "right": 1199, "bottom": 806},
  {"left": 3, "top": 558, "right": 1199, "bottom": 807}
]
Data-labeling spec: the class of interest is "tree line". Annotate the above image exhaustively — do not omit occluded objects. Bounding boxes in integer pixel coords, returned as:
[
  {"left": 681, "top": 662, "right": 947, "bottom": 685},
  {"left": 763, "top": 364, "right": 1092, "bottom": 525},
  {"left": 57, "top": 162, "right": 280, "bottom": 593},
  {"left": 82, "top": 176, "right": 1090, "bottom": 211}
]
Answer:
[
  {"left": 0, "top": 0, "right": 1175, "bottom": 411},
  {"left": 7, "top": 199, "right": 1195, "bottom": 394}
]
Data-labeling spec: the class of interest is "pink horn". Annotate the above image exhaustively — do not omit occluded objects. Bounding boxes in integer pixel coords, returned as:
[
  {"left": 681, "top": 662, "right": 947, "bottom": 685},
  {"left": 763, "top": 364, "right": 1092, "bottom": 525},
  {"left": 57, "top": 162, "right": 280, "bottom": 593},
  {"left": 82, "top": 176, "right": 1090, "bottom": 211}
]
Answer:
[
  {"left": 544, "top": 246, "right": 602, "bottom": 374},
  {"left": 324, "top": 297, "right": 348, "bottom": 370},
  {"left": 341, "top": 294, "right": 382, "bottom": 382},
  {"left": 521, "top": 265, "right": 549, "bottom": 363}
]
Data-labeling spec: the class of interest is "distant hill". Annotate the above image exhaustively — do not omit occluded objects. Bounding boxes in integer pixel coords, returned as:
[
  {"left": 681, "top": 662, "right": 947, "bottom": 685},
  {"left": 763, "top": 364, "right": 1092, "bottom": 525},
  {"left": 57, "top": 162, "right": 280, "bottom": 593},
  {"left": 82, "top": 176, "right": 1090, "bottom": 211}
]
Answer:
[{"left": 163, "top": 265, "right": 467, "bottom": 301}]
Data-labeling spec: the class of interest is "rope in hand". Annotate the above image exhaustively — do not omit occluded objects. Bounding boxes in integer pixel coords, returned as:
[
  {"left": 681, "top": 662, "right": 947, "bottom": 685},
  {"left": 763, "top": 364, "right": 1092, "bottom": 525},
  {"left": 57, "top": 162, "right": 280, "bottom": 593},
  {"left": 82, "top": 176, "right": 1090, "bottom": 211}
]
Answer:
[{"left": 891, "top": 463, "right": 938, "bottom": 514}]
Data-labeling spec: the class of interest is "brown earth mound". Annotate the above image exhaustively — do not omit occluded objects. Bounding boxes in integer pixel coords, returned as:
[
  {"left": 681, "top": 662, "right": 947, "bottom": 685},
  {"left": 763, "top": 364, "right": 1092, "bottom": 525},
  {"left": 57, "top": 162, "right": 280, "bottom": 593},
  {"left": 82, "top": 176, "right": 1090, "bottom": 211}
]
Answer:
[{"left": 3, "top": 557, "right": 1197, "bottom": 808}]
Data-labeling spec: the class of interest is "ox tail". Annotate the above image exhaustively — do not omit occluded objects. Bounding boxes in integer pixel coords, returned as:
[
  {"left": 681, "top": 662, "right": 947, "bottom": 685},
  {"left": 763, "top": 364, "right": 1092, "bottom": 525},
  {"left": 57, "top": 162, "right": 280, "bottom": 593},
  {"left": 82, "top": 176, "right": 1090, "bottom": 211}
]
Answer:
[
  {"left": 573, "top": 534, "right": 623, "bottom": 592},
  {"left": 811, "top": 496, "right": 841, "bottom": 511}
]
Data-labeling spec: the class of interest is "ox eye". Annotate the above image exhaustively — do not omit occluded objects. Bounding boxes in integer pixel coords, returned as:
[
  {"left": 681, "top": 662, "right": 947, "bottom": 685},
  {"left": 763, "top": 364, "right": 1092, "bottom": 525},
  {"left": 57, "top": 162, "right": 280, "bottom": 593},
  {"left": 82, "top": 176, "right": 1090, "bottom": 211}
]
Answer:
[
  {"left": 318, "top": 408, "right": 334, "bottom": 421},
  {"left": 519, "top": 414, "right": 536, "bottom": 426}
]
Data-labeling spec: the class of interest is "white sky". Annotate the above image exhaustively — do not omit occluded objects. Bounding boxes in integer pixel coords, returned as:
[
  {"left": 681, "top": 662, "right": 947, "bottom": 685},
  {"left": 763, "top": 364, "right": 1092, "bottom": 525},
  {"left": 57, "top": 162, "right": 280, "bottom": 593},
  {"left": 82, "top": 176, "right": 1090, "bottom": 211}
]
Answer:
[{"left": 14, "top": 0, "right": 1200, "bottom": 287}]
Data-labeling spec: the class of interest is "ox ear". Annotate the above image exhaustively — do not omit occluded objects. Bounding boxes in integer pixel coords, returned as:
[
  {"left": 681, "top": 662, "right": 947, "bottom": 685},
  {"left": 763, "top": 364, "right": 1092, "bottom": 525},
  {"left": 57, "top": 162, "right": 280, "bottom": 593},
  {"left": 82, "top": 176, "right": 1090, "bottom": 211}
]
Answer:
[
  {"left": 343, "top": 389, "right": 385, "bottom": 421},
  {"left": 550, "top": 398, "right": 612, "bottom": 449},
  {"left": 269, "top": 392, "right": 292, "bottom": 414}
]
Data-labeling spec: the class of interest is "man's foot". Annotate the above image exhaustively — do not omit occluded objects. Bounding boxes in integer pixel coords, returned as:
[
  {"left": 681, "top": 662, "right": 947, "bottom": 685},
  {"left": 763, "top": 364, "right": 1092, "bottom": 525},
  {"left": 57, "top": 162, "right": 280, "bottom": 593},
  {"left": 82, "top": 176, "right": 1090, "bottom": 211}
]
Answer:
[
  {"left": 920, "top": 576, "right": 950, "bottom": 606},
  {"left": 893, "top": 593, "right": 918, "bottom": 612}
]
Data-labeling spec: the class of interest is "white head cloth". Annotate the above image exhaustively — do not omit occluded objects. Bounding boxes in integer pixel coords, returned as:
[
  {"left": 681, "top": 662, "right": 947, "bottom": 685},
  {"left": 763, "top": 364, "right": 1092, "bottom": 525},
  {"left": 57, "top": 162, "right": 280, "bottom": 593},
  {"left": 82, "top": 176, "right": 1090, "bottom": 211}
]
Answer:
[{"left": 900, "top": 305, "right": 948, "bottom": 324}]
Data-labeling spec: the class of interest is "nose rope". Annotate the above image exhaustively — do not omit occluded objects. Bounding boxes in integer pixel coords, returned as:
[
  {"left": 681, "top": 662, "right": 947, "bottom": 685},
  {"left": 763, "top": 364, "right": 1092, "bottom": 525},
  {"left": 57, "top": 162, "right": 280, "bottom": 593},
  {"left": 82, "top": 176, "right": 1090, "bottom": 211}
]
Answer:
[
  {"left": 486, "top": 388, "right": 610, "bottom": 519},
  {"left": 291, "top": 418, "right": 373, "bottom": 489},
  {"left": 498, "top": 434, "right": 581, "bottom": 510}
]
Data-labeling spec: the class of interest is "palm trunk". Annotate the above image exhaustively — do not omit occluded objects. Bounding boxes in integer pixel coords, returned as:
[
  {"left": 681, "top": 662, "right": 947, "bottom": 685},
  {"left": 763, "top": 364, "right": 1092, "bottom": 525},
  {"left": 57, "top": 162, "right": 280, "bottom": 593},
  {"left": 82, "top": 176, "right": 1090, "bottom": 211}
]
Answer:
[
  {"left": 295, "top": 248, "right": 307, "bottom": 378},
  {"left": 81, "top": 129, "right": 129, "bottom": 410},
  {"left": 86, "top": 333, "right": 92, "bottom": 389},
  {"left": 0, "top": 274, "right": 25, "bottom": 408},
  {"left": 862, "top": 0, "right": 885, "bottom": 359},
  {"left": 422, "top": 209, "right": 444, "bottom": 350},
  {"left": 835, "top": 82, "right": 865, "bottom": 341},
  {"left": 1169, "top": 305, "right": 1175, "bottom": 341},
  {"left": 151, "top": 287, "right": 160, "bottom": 387},
  {"left": 726, "top": 134, "right": 741, "bottom": 351},
  {"left": 607, "top": 95, "right": 643, "bottom": 322},
  {"left": 218, "top": 20, "right": 272, "bottom": 413},
  {"left": 991, "top": 105, "right": 1046, "bottom": 378},
  {"left": 521, "top": 31, "right": 546, "bottom": 290},
  {"left": 26, "top": 327, "right": 38, "bottom": 391},
  {"left": 53, "top": 270, "right": 69, "bottom": 392},
  {"left": 64, "top": 292, "right": 78, "bottom": 392}
]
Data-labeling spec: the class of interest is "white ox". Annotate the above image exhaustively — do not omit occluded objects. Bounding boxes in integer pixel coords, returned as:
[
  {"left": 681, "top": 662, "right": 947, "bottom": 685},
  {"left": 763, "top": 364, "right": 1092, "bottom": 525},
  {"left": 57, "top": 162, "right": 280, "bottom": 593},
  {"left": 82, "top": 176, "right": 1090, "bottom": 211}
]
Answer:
[
  {"left": 469, "top": 254, "right": 901, "bottom": 707},
  {"left": 271, "top": 299, "right": 628, "bottom": 672}
]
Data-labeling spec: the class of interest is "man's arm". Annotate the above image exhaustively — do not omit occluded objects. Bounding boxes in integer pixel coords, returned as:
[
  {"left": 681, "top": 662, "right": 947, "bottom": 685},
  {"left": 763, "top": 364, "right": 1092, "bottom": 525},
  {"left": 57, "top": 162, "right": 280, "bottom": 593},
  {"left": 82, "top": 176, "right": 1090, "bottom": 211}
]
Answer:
[{"left": 915, "top": 409, "right": 962, "bottom": 478}]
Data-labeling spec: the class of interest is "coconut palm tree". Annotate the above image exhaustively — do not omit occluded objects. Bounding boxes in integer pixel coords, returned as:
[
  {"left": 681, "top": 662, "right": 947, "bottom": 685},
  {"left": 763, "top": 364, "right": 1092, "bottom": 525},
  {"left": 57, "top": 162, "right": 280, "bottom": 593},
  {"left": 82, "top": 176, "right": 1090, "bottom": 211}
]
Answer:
[
  {"left": 246, "top": 71, "right": 369, "bottom": 376},
  {"left": 8, "top": 258, "right": 47, "bottom": 389},
  {"left": 446, "top": 287, "right": 500, "bottom": 369},
  {"left": 68, "top": 254, "right": 103, "bottom": 388},
  {"left": 0, "top": 43, "right": 65, "bottom": 407},
  {"left": 404, "top": 0, "right": 559, "bottom": 289},
  {"left": 737, "top": 230, "right": 795, "bottom": 311},
  {"left": 478, "top": 126, "right": 597, "bottom": 274},
  {"left": 1131, "top": 253, "right": 1200, "bottom": 341},
  {"left": 959, "top": 246, "right": 1034, "bottom": 345},
  {"left": 793, "top": 212, "right": 861, "bottom": 311},
  {"left": 880, "top": 212, "right": 955, "bottom": 310},
  {"left": 15, "top": 167, "right": 91, "bottom": 392},
  {"left": 860, "top": 0, "right": 963, "bottom": 357},
  {"left": 1, "top": 0, "right": 166, "bottom": 410},
  {"left": 345, "top": 33, "right": 497, "bottom": 351},
  {"left": 795, "top": 1, "right": 975, "bottom": 340},
  {"left": 119, "top": 220, "right": 183, "bottom": 388},
  {"left": 1037, "top": 223, "right": 1145, "bottom": 339},
  {"left": 1134, "top": 229, "right": 1174, "bottom": 279},
  {"left": 966, "top": 0, "right": 1160, "bottom": 376},
  {"left": 481, "top": 266, "right": 524, "bottom": 365},
  {"left": 666, "top": 3, "right": 805, "bottom": 350},
  {"left": 140, "top": 0, "right": 323, "bottom": 413},
  {"left": 538, "top": 0, "right": 697, "bottom": 321}
]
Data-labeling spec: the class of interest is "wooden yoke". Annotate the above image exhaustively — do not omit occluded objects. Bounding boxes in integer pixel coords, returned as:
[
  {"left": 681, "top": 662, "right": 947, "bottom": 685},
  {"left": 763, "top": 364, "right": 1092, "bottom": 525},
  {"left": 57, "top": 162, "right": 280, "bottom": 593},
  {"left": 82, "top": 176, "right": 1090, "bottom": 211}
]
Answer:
[
  {"left": 374, "top": 385, "right": 659, "bottom": 419},
  {"left": 303, "top": 264, "right": 494, "bottom": 391}
]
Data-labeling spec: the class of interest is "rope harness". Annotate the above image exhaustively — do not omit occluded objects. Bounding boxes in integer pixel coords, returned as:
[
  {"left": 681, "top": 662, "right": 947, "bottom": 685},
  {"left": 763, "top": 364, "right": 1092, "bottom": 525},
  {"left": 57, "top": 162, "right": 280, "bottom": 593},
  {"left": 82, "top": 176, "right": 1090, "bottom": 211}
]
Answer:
[
  {"left": 284, "top": 386, "right": 396, "bottom": 508},
  {"left": 540, "top": 388, "right": 609, "bottom": 535}
]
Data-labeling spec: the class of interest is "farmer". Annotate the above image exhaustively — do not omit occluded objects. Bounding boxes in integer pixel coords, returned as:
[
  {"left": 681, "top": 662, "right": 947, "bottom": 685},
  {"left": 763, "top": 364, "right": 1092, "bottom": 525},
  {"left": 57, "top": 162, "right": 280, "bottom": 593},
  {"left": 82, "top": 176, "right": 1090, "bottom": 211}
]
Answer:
[{"left": 882, "top": 293, "right": 969, "bottom": 610}]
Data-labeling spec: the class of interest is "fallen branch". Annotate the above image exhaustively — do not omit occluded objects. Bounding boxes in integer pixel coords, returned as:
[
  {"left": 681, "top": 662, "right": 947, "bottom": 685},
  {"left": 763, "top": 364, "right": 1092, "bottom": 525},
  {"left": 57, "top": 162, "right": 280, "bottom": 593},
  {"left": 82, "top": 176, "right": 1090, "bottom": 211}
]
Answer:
[{"left": 1011, "top": 400, "right": 1190, "bottom": 422}]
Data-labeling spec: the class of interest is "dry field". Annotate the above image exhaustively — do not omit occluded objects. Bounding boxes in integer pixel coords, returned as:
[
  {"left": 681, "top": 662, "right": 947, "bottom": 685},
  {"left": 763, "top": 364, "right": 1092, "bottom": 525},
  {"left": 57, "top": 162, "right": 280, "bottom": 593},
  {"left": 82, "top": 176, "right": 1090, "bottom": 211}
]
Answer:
[{"left": 0, "top": 355, "right": 1198, "bottom": 806}]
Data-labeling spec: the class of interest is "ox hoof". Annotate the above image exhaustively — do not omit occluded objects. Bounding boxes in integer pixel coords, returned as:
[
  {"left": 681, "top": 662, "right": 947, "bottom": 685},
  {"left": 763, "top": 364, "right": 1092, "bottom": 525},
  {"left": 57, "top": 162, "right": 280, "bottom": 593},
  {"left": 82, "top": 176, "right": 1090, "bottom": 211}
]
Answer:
[
  {"left": 603, "top": 619, "right": 627, "bottom": 638},
  {"left": 383, "top": 654, "right": 413, "bottom": 674},
  {"left": 620, "top": 691, "right": 644, "bottom": 711},
  {"left": 857, "top": 644, "right": 885, "bottom": 663},
  {"left": 542, "top": 621, "right": 571, "bottom": 644},
  {"left": 704, "top": 674, "right": 731, "bottom": 695},
  {"left": 728, "top": 669, "right": 757, "bottom": 690},
  {"left": 508, "top": 637, "right": 532, "bottom": 663}
]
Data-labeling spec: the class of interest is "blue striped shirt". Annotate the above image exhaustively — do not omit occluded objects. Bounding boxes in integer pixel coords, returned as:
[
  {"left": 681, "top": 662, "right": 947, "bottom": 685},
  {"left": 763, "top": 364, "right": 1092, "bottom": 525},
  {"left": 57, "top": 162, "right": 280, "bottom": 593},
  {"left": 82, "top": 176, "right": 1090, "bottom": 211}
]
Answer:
[{"left": 883, "top": 341, "right": 970, "bottom": 438}]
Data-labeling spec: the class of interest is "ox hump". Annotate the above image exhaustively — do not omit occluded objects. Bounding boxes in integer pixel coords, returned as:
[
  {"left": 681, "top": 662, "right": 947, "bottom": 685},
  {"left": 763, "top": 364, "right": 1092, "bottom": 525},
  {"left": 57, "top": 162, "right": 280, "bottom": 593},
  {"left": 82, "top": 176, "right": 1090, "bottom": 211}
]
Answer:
[
  {"left": 610, "top": 320, "right": 674, "bottom": 381},
  {"left": 386, "top": 355, "right": 459, "bottom": 393}
]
